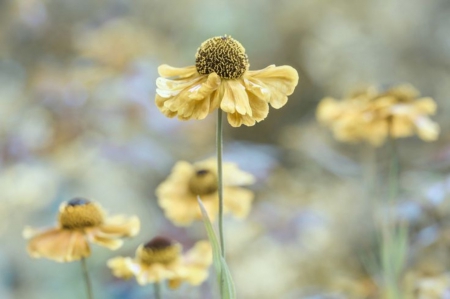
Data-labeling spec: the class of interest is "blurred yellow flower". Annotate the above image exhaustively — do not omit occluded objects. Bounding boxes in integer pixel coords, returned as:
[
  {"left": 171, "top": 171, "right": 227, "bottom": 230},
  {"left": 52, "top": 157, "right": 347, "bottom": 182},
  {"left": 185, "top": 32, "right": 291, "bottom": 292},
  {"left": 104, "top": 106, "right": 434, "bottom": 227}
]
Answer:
[
  {"left": 108, "top": 237, "right": 212, "bottom": 288},
  {"left": 155, "top": 35, "right": 299, "bottom": 127},
  {"left": 75, "top": 19, "right": 157, "bottom": 71},
  {"left": 23, "top": 198, "right": 140, "bottom": 262},
  {"left": 317, "top": 84, "right": 439, "bottom": 146},
  {"left": 156, "top": 158, "right": 255, "bottom": 226}
]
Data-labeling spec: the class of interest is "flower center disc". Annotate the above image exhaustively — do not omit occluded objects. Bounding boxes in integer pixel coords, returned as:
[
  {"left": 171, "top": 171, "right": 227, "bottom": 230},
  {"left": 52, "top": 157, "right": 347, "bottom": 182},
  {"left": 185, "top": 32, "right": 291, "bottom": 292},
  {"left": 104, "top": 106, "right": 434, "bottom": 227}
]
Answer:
[
  {"left": 195, "top": 35, "right": 249, "bottom": 80},
  {"left": 188, "top": 169, "right": 218, "bottom": 196},
  {"left": 59, "top": 198, "right": 104, "bottom": 229},
  {"left": 138, "top": 236, "right": 181, "bottom": 264}
]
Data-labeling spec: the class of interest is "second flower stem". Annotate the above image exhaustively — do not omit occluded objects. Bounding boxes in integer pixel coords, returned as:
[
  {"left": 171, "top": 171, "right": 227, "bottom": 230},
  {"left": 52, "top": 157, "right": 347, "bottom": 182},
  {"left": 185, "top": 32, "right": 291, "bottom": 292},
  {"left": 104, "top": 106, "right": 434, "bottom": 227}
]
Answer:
[
  {"left": 217, "top": 109, "right": 225, "bottom": 257},
  {"left": 153, "top": 282, "right": 161, "bottom": 299},
  {"left": 80, "top": 258, "right": 93, "bottom": 299}
]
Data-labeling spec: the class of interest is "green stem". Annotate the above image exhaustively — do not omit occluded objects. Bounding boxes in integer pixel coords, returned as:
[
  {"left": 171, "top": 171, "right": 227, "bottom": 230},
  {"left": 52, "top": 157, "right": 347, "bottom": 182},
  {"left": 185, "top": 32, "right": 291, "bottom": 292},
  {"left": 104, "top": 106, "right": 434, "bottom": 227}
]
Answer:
[
  {"left": 80, "top": 258, "right": 93, "bottom": 299},
  {"left": 153, "top": 282, "right": 161, "bottom": 299},
  {"left": 383, "top": 123, "right": 404, "bottom": 299},
  {"left": 217, "top": 109, "right": 225, "bottom": 257}
]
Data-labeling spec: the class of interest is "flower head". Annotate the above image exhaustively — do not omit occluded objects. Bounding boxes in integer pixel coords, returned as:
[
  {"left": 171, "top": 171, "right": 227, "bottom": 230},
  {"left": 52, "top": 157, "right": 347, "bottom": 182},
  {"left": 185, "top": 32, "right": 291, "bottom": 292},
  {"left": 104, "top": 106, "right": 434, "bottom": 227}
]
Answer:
[
  {"left": 23, "top": 198, "right": 140, "bottom": 262},
  {"left": 316, "top": 84, "right": 439, "bottom": 146},
  {"left": 155, "top": 35, "right": 299, "bottom": 127},
  {"left": 108, "top": 236, "right": 212, "bottom": 288},
  {"left": 156, "top": 158, "right": 255, "bottom": 226}
]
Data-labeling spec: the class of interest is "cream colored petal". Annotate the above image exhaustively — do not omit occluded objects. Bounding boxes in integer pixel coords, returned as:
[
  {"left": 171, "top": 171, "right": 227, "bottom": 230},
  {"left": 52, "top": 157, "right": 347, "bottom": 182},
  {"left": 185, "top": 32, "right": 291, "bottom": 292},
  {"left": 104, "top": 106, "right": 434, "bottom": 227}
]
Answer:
[
  {"left": 181, "top": 241, "right": 212, "bottom": 285},
  {"left": 183, "top": 241, "right": 213, "bottom": 267},
  {"left": 226, "top": 112, "right": 245, "bottom": 127},
  {"left": 27, "top": 228, "right": 90, "bottom": 262},
  {"left": 198, "top": 194, "right": 219, "bottom": 222},
  {"left": 247, "top": 90, "right": 269, "bottom": 122},
  {"left": 220, "top": 80, "right": 252, "bottom": 116},
  {"left": 188, "top": 73, "right": 221, "bottom": 101},
  {"left": 316, "top": 97, "right": 342, "bottom": 124},
  {"left": 391, "top": 116, "right": 414, "bottom": 138},
  {"left": 158, "top": 65, "right": 197, "bottom": 78},
  {"left": 247, "top": 65, "right": 299, "bottom": 109},
  {"left": 415, "top": 116, "right": 440, "bottom": 141},
  {"left": 414, "top": 97, "right": 437, "bottom": 115},
  {"left": 158, "top": 195, "right": 201, "bottom": 226},
  {"left": 223, "top": 187, "right": 254, "bottom": 219},
  {"left": 87, "top": 231, "right": 124, "bottom": 250},
  {"left": 222, "top": 163, "right": 255, "bottom": 186},
  {"left": 209, "top": 85, "right": 224, "bottom": 113},
  {"left": 97, "top": 215, "right": 140, "bottom": 237},
  {"left": 107, "top": 257, "right": 135, "bottom": 279},
  {"left": 156, "top": 76, "right": 203, "bottom": 98},
  {"left": 23, "top": 226, "right": 46, "bottom": 239},
  {"left": 155, "top": 95, "right": 178, "bottom": 118}
]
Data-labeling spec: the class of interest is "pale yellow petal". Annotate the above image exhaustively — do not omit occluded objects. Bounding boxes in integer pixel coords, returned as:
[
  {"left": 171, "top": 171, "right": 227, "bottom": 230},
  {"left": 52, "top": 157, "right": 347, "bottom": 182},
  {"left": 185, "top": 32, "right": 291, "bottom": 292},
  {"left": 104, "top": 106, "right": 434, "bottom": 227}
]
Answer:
[
  {"left": 87, "top": 231, "right": 124, "bottom": 250},
  {"left": 222, "top": 163, "right": 255, "bottom": 186},
  {"left": 98, "top": 215, "right": 140, "bottom": 237},
  {"left": 223, "top": 187, "right": 254, "bottom": 218},
  {"left": 415, "top": 116, "right": 440, "bottom": 141},
  {"left": 316, "top": 97, "right": 342, "bottom": 124},
  {"left": 158, "top": 65, "right": 197, "bottom": 78},
  {"left": 107, "top": 257, "right": 135, "bottom": 279},
  {"left": 414, "top": 97, "right": 437, "bottom": 115},
  {"left": 247, "top": 65, "right": 299, "bottom": 109},
  {"left": 181, "top": 241, "right": 212, "bottom": 285},
  {"left": 27, "top": 228, "right": 90, "bottom": 262},
  {"left": 188, "top": 72, "right": 221, "bottom": 101}
]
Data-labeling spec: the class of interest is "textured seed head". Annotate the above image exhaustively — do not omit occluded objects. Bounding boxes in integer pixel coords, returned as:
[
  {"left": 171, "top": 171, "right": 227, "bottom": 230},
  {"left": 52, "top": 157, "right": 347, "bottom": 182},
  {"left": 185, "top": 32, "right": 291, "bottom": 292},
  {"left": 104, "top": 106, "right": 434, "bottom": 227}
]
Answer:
[
  {"left": 188, "top": 169, "right": 218, "bottom": 196},
  {"left": 195, "top": 35, "right": 249, "bottom": 79},
  {"left": 137, "top": 236, "right": 181, "bottom": 264},
  {"left": 59, "top": 198, "right": 104, "bottom": 229}
]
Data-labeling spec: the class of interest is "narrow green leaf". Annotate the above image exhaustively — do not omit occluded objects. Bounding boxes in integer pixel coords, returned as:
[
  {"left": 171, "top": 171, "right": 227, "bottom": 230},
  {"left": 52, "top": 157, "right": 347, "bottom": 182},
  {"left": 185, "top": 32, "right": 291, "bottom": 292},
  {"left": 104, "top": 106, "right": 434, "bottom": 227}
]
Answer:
[
  {"left": 220, "top": 257, "right": 236, "bottom": 299},
  {"left": 197, "top": 196, "right": 222, "bottom": 281},
  {"left": 197, "top": 196, "right": 236, "bottom": 299}
]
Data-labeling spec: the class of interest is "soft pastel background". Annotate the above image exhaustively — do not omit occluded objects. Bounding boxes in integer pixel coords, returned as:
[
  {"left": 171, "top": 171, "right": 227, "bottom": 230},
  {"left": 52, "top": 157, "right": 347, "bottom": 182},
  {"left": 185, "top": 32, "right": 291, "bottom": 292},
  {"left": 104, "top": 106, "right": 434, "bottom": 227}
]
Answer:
[{"left": 1, "top": 0, "right": 450, "bottom": 298}]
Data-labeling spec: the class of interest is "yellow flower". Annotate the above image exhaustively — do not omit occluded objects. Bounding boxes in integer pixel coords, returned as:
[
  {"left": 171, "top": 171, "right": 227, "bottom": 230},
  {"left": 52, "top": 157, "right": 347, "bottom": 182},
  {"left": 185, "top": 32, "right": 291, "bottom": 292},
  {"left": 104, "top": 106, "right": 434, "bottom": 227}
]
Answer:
[
  {"left": 316, "top": 84, "right": 439, "bottom": 146},
  {"left": 155, "top": 35, "right": 299, "bottom": 127},
  {"left": 108, "top": 237, "right": 212, "bottom": 288},
  {"left": 156, "top": 158, "right": 255, "bottom": 226},
  {"left": 23, "top": 198, "right": 140, "bottom": 262}
]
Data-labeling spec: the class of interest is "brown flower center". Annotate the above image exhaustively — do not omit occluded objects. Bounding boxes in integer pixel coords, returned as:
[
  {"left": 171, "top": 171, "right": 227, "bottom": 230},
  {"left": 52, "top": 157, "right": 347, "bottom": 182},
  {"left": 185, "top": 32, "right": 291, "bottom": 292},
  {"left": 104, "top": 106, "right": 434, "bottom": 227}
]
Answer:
[
  {"left": 188, "top": 169, "right": 218, "bottom": 196},
  {"left": 195, "top": 35, "right": 249, "bottom": 80},
  {"left": 59, "top": 198, "right": 104, "bottom": 229},
  {"left": 137, "top": 236, "right": 181, "bottom": 264}
]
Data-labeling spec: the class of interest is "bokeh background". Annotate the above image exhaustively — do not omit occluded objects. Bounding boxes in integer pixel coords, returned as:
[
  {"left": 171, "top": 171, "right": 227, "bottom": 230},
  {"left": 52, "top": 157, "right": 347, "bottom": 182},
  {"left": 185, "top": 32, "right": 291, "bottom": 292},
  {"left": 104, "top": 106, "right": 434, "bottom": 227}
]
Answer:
[{"left": 1, "top": 0, "right": 450, "bottom": 298}]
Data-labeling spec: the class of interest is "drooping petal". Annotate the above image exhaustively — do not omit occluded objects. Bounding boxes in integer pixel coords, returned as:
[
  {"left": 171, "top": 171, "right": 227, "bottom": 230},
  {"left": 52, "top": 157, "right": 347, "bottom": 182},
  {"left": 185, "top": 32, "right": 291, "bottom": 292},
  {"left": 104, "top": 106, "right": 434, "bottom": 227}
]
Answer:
[
  {"left": 414, "top": 97, "right": 437, "bottom": 115},
  {"left": 158, "top": 65, "right": 197, "bottom": 78},
  {"left": 316, "top": 97, "right": 342, "bottom": 124},
  {"left": 108, "top": 257, "right": 135, "bottom": 279},
  {"left": 97, "top": 215, "right": 140, "bottom": 237},
  {"left": 225, "top": 90, "right": 269, "bottom": 127},
  {"left": 222, "top": 163, "right": 256, "bottom": 186},
  {"left": 246, "top": 65, "right": 299, "bottom": 109},
  {"left": 223, "top": 187, "right": 254, "bottom": 218},
  {"left": 220, "top": 80, "right": 252, "bottom": 116},
  {"left": 87, "top": 231, "right": 124, "bottom": 250},
  {"left": 27, "top": 228, "right": 90, "bottom": 262},
  {"left": 181, "top": 241, "right": 212, "bottom": 286},
  {"left": 415, "top": 116, "right": 440, "bottom": 141}
]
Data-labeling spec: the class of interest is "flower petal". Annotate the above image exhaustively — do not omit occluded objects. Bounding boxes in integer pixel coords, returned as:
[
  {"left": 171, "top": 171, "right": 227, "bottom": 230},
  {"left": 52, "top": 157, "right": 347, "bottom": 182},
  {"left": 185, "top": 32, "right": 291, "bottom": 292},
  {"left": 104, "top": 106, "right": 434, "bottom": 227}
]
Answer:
[
  {"left": 158, "top": 65, "right": 197, "bottom": 78},
  {"left": 223, "top": 187, "right": 254, "bottom": 218},
  {"left": 87, "top": 231, "right": 124, "bottom": 250},
  {"left": 221, "top": 80, "right": 252, "bottom": 116},
  {"left": 97, "top": 215, "right": 140, "bottom": 237},
  {"left": 247, "top": 65, "right": 299, "bottom": 109},
  {"left": 27, "top": 228, "right": 90, "bottom": 262},
  {"left": 107, "top": 257, "right": 135, "bottom": 279}
]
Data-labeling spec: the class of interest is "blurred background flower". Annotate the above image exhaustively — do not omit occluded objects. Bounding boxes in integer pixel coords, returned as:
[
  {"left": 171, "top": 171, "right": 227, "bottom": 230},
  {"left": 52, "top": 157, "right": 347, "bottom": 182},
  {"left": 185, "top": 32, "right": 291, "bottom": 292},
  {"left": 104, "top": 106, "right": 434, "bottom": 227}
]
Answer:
[{"left": 2, "top": 0, "right": 450, "bottom": 298}]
